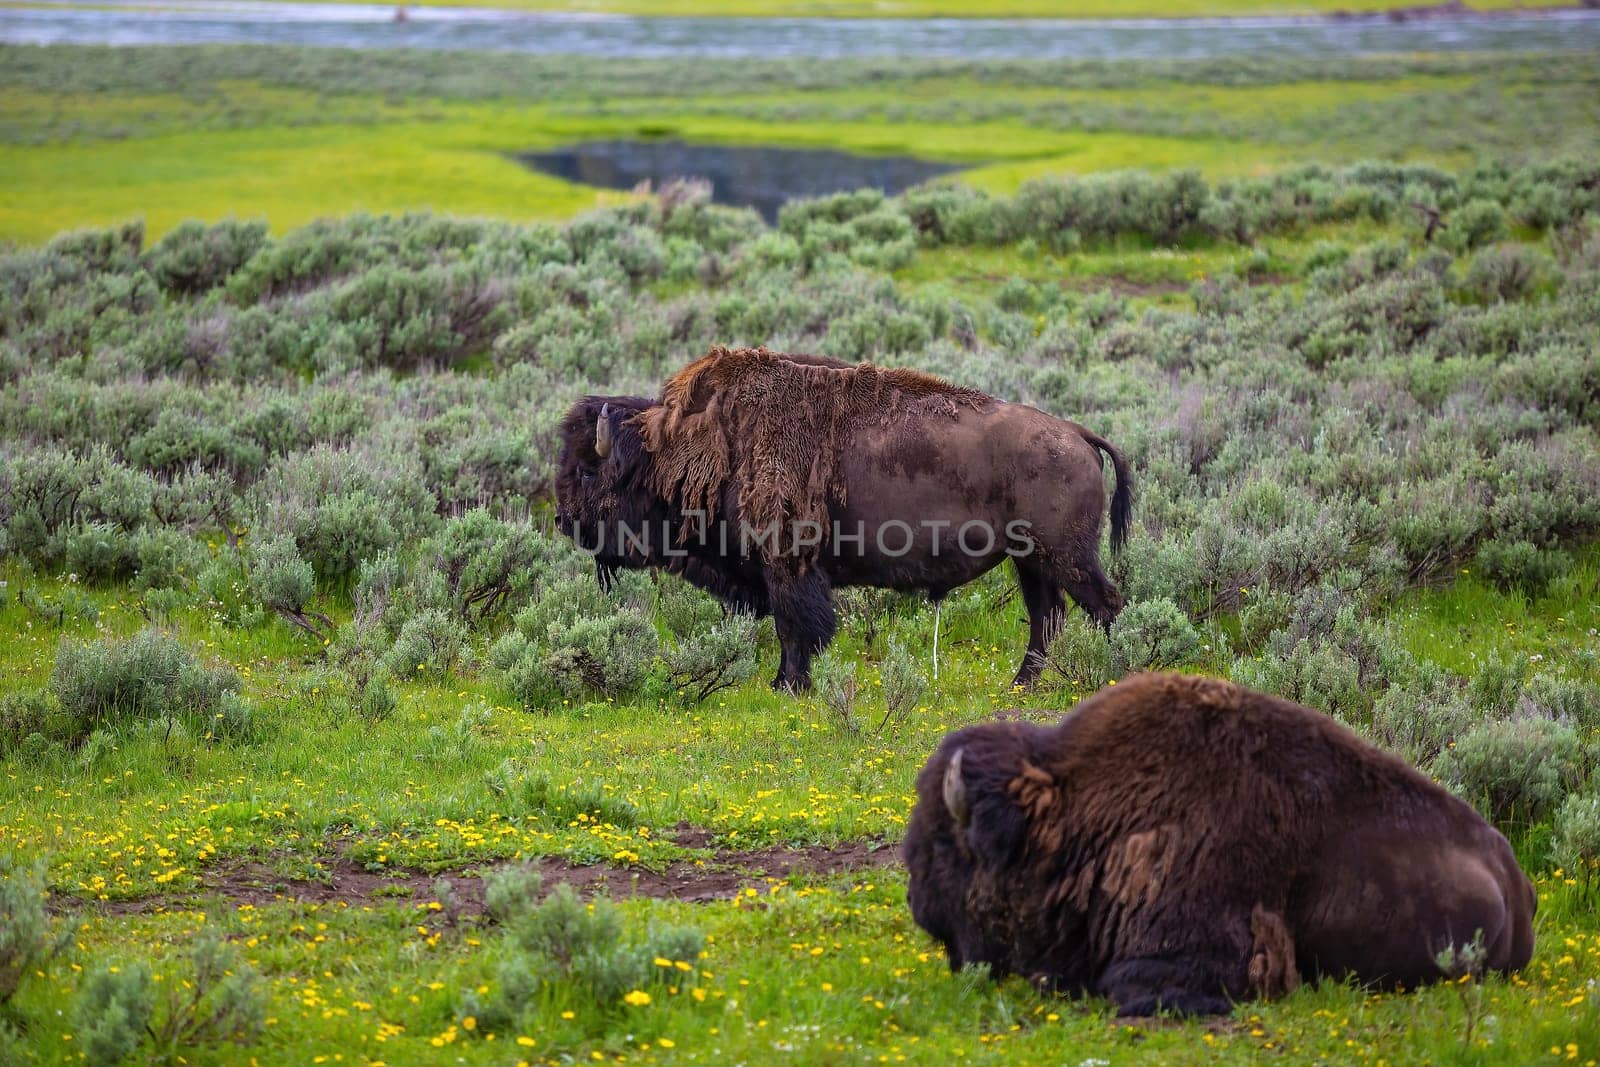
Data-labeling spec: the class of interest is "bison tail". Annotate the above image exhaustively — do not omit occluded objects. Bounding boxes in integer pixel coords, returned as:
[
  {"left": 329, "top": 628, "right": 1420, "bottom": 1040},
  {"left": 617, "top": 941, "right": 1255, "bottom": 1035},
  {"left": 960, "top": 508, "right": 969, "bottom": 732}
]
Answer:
[{"left": 1080, "top": 428, "right": 1132, "bottom": 554}]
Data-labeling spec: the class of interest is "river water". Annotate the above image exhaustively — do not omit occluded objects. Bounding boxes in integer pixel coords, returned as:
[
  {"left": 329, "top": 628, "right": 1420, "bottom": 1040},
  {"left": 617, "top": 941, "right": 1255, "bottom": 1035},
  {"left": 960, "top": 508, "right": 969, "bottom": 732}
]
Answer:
[{"left": 4, "top": 1, "right": 1600, "bottom": 58}]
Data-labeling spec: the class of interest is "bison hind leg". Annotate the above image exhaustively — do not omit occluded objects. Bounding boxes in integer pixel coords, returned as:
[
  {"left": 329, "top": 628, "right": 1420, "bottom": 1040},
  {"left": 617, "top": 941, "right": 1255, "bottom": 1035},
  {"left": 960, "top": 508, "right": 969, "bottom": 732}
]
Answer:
[
  {"left": 1011, "top": 558, "right": 1065, "bottom": 688},
  {"left": 1247, "top": 905, "right": 1301, "bottom": 1000},
  {"left": 1011, "top": 554, "right": 1126, "bottom": 688},
  {"left": 1098, "top": 956, "right": 1238, "bottom": 1018}
]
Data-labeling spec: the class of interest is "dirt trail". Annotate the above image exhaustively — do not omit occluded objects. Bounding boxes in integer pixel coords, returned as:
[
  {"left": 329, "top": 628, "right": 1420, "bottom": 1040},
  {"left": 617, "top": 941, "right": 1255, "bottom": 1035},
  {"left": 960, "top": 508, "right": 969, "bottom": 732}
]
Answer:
[{"left": 70, "top": 831, "right": 900, "bottom": 917}]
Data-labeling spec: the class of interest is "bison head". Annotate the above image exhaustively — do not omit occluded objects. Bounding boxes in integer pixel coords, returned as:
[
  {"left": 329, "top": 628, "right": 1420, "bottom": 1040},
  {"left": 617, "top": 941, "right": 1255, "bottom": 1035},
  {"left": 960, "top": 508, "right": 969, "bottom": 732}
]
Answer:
[
  {"left": 904, "top": 722, "right": 1078, "bottom": 984},
  {"left": 555, "top": 395, "right": 661, "bottom": 586}
]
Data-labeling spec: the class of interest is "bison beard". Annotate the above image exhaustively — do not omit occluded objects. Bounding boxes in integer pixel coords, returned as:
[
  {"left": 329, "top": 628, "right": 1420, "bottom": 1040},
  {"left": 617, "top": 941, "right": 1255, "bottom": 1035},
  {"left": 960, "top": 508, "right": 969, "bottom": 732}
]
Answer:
[
  {"left": 555, "top": 347, "right": 1132, "bottom": 692},
  {"left": 904, "top": 673, "right": 1536, "bottom": 1017}
]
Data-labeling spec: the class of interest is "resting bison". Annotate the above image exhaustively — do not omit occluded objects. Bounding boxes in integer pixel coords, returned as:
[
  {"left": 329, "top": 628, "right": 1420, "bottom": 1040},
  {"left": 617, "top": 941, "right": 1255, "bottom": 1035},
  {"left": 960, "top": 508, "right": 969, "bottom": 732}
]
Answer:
[
  {"left": 555, "top": 347, "right": 1131, "bottom": 692},
  {"left": 904, "top": 673, "right": 1535, "bottom": 1016}
]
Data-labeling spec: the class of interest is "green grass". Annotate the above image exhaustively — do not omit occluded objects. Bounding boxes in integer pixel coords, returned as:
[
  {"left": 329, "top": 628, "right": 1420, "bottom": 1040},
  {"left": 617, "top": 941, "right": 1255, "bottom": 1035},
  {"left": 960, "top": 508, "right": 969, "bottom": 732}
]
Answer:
[
  {"left": 0, "top": 86, "right": 1279, "bottom": 243},
  {"left": 6, "top": 878, "right": 1600, "bottom": 1066},
  {"left": 4, "top": 46, "right": 1597, "bottom": 242},
  {"left": 3, "top": 555, "right": 1600, "bottom": 1064},
  {"left": 3, "top": 37, "right": 1599, "bottom": 1066},
  {"left": 1388, "top": 548, "right": 1600, "bottom": 682}
]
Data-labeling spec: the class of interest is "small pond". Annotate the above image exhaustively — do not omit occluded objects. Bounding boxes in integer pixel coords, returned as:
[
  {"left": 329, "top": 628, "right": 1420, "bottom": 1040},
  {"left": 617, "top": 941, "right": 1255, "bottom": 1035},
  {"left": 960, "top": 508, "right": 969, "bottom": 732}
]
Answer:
[{"left": 517, "top": 140, "right": 964, "bottom": 222}]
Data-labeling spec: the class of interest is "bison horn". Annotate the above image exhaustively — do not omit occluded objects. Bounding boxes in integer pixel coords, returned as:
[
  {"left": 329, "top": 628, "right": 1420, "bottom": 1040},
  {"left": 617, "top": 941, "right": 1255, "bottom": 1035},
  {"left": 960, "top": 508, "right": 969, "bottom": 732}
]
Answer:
[
  {"left": 943, "top": 748, "right": 970, "bottom": 827},
  {"left": 595, "top": 403, "right": 613, "bottom": 459}
]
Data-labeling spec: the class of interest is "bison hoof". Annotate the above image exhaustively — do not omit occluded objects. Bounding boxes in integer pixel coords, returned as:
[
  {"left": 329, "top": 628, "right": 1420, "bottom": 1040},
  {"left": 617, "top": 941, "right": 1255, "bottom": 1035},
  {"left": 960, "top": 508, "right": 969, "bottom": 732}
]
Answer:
[{"left": 771, "top": 674, "right": 812, "bottom": 694}]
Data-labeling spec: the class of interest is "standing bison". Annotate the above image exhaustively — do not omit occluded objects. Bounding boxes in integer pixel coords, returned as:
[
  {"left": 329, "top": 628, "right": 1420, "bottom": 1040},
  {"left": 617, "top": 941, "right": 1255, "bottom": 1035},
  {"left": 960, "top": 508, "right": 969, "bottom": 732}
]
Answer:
[
  {"left": 905, "top": 673, "right": 1535, "bottom": 1016},
  {"left": 555, "top": 346, "right": 1131, "bottom": 691}
]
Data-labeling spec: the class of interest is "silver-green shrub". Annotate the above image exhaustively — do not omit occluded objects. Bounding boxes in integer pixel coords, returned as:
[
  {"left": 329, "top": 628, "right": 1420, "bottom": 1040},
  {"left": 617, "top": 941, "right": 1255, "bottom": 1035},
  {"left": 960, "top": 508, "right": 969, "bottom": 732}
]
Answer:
[
  {"left": 475, "top": 883, "right": 703, "bottom": 1035},
  {"left": 74, "top": 962, "right": 153, "bottom": 1066},
  {"left": 1435, "top": 717, "right": 1584, "bottom": 826},
  {"left": 1551, "top": 792, "right": 1600, "bottom": 883},
  {"left": 0, "top": 853, "right": 67, "bottom": 1006},
  {"left": 490, "top": 572, "right": 658, "bottom": 707},
  {"left": 49, "top": 627, "right": 242, "bottom": 734},
  {"left": 665, "top": 614, "right": 760, "bottom": 704},
  {"left": 145, "top": 218, "right": 270, "bottom": 295},
  {"left": 1109, "top": 598, "right": 1201, "bottom": 674}
]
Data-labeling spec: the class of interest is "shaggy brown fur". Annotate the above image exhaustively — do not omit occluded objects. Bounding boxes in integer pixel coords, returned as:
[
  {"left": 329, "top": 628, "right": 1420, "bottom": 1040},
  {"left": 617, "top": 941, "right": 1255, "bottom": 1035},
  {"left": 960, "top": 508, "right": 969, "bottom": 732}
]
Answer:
[
  {"left": 557, "top": 347, "right": 1131, "bottom": 691},
  {"left": 635, "top": 346, "right": 990, "bottom": 568},
  {"left": 904, "top": 673, "right": 1536, "bottom": 1017}
]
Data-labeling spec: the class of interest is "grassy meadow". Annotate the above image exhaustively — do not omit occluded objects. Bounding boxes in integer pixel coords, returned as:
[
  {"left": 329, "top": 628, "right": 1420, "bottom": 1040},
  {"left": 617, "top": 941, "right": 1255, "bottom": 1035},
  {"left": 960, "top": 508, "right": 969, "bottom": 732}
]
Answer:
[
  {"left": 3, "top": 37, "right": 1600, "bottom": 1067},
  {"left": 2, "top": 46, "right": 1599, "bottom": 242}
]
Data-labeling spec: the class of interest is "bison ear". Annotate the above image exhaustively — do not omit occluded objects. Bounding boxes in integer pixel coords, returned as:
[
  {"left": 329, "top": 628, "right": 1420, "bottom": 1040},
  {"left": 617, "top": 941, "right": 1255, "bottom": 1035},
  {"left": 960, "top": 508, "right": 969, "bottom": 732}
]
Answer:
[
  {"left": 945, "top": 748, "right": 1040, "bottom": 870},
  {"left": 1009, "top": 761, "right": 1060, "bottom": 824}
]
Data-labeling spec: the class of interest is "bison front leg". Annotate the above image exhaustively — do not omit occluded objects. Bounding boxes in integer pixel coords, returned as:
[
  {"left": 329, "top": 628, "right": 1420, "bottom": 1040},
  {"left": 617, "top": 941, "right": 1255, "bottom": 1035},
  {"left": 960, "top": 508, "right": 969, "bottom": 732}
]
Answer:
[
  {"left": 1095, "top": 909, "right": 1277, "bottom": 1017},
  {"left": 1096, "top": 956, "right": 1238, "bottom": 1018},
  {"left": 767, "top": 569, "right": 837, "bottom": 692}
]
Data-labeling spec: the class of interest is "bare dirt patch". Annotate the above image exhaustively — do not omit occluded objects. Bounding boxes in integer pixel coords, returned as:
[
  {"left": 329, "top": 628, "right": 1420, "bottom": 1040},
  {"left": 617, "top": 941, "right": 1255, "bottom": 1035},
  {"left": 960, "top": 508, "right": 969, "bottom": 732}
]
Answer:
[
  {"left": 70, "top": 835, "right": 900, "bottom": 918},
  {"left": 991, "top": 707, "right": 1062, "bottom": 724}
]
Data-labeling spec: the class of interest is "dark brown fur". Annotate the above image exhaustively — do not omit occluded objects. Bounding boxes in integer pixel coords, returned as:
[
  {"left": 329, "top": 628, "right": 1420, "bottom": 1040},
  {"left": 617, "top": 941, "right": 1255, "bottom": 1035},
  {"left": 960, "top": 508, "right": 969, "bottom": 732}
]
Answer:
[
  {"left": 637, "top": 346, "right": 991, "bottom": 564},
  {"left": 556, "top": 347, "right": 1132, "bottom": 691},
  {"left": 904, "top": 673, "right": 1536, "bottom": 1016}
]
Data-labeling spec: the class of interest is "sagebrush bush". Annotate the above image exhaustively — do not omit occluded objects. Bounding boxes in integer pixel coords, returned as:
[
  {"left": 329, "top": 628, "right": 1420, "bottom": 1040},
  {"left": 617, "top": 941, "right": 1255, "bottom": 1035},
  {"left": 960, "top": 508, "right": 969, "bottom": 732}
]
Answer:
[
  {"left": 475, "top": 881, "right": 703, "bottom": 1035},
  {"left": 879, "top": 637, "right": 928, "bottom": 730},
  {"left": 483, "top": 864, "right": 544, "bottom": 925},
  {"left": 0, "top": 853, "right": 66, "bottom": 1006},
  {"left": 382, "top": 609, "right": 469, "bottom": 678},
  {"left": 813, "top": 653, "right": 862, "bottom": 734},
  {"left": 1435, "top": 716, "right": 1585, "bottom": 827},
  {"left": 250, "top": 443, "right": 436, "bottom": 582},
  {"left": 490, "top": 569, "right": 658, "bottom": 707},
  {"left": 1463, "top": 245, "right": 1547, "bottom": 303},
  {"left": 248, "top": 535, "right": 321, "bottom": 630},
  {"left": 1551, "top": 792, "right": 1600, "bottom": 881},
  {"left": 1473, "top": 538, "right": 1571, "bottom": 597},
  {"left": 1109, "top": 598, "right": 1201, "bottom": 674},
  {"left": 129, "top": 526, "right": 206, "bottom": 592},
  {"left": 74, "top": 962, "right": 154, "bottom": 1066},
  {"left": 145, "top": 218, "right": 270, "bottom": 295},
  {"left": 61, "top": 521, "right": 136, "bottom": 584},
  {"left": 0, "top": 689, "right": 81, "bottom": 755},
  {"left": 1365, "top": 673, "right": 1475, "bottom": 765},
  {"left": 1524, "top": 673, "right": 1599, "bottom": 729},
  {"left": 49, "top": 627, "right": 242, "bottom": 732},
  {"left": 1233, "top": 636, "right": 1361, "bottom": 721},
  {"left": 1442, "top": 199, "right": 1509, "bottom": 254},
  {"left": 356, "top": 669, "right": 398, "bottom": 724},
  {"left": 418, "top": 511, "right": 549, "bottom": 622},
  {"left": 145, "top": 928, "right": 266, "bottom": 1059},
  {"left": 1, "top": 445, "right": 154, "bottom": 566},
  {"left": 1043, "top": 614, "right": 1115, "bottom": 692},
  {"left": 665, "top": 614, "right": 759, "bottom": 703}
]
